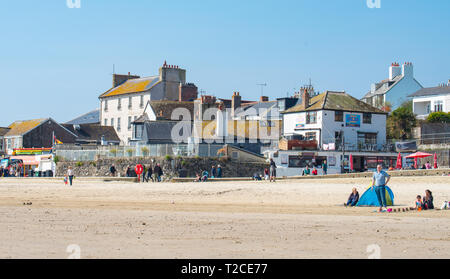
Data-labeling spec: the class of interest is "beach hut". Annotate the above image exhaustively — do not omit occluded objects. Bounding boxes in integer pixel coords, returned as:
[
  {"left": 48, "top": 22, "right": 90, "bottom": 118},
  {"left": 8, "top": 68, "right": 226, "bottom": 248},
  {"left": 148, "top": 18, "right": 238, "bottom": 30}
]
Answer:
[{"left": 357, "top": 186, "right": 395, "bottom": 207}]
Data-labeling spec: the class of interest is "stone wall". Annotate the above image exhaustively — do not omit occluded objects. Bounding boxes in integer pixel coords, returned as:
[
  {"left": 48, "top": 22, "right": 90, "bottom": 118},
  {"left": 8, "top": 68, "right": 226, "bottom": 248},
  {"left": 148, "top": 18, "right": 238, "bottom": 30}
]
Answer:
[{"left": 55, "top": 157, "right": 269, "bottom": 179}]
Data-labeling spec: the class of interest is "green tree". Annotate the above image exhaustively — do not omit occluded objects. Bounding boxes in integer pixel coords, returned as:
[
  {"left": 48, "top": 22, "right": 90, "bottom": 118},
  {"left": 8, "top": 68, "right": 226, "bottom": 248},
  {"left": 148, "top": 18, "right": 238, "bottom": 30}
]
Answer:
[
  {"left": 427, "top": 112, "right": 450, "bottom": 123},
  {"left": 386, "top": 101, "right": 417, "bottom": 139}
]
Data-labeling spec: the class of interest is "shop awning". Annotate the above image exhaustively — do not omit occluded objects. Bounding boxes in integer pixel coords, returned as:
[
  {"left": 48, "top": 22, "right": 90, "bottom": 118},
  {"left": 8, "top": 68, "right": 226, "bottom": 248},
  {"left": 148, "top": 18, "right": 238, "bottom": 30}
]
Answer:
[{"left": 10, "top": 156, "right": 39, "bottom": 166}]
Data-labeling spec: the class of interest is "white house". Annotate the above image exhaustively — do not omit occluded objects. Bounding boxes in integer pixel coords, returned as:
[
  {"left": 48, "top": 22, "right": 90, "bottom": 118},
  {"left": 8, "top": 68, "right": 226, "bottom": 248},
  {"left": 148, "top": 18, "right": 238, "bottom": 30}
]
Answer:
[
  {"left": 283, "top": 90, "right": 388, "bottom": 150},
  {"left": 275, "top": 90, "right": 397, "bottom": 176},
  {"left": 409, "top": 81, "right": 450, "bottom": 120},
  {"left": 98, "top": 62, "right": 198, "bottom": 145},
  {"left": 362, "top": 62, "right": 423, "bottom": 110}
]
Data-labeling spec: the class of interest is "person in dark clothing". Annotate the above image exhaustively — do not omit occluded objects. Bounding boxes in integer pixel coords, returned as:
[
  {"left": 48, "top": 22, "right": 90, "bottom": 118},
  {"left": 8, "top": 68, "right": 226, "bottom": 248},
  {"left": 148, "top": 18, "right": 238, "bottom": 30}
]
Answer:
[
  {"left": 269, "top": 159, "right": 277, "bottom": 182},
  {"left": 110, "top": 164, "right": 117, "bottom": 177},
  {"left": 345, "top": 188, "right": 360, "bottom": 207},
  {"left": 146, "top": 166, "right": 153, "bottom": 182},
  {"left": 211, "top": 165, "right": 217, "bottom": 178},
  {"left": 126, "top": 166, "right": 131, "bottom": 177},
  {"left": 216, "top": 165, "right": 222, "bottom": 178},
  {"left": 154, "top": 164, "right": 163, "bottom": 182},
  {"left": 423, "top": 189, "right": 434, "bottom": 210},
  {"left": 158, "top": 164, "right": 163, "bottom": 181}
]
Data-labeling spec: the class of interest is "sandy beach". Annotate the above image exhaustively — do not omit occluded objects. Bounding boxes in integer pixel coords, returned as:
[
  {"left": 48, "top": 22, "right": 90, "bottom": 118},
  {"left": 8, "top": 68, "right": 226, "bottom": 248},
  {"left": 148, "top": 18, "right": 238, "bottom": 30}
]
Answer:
[{"left": 0, "top": 176, "right": 449, "bottom": 259}]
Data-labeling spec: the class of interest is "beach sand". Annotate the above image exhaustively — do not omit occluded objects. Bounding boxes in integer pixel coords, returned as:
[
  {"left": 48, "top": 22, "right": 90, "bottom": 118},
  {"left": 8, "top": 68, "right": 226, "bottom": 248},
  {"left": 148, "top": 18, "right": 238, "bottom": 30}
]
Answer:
[{"left": 0, "top": 176, "right": 449, "bottom": 259}]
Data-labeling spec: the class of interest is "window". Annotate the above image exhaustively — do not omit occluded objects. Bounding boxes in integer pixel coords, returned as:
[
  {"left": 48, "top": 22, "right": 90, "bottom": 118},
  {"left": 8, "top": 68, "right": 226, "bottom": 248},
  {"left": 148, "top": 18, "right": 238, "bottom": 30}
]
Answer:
[
  {"left": 104, "top": 100, "right": 108, "bottom": 111},
  {"left": 357, "top": 132, "right": 377, "bottom": 145},
  {"left": 104, "top": 119, "right": 108, "bottom": 126},
  {"left": 128, "top": 97, "right": 132, "bottom": 109},
  {"left": 117, "top": 117, "right": 121, "bottom": 131},
  {"left": 335, "top": 111, "right": 343, "bottom": 122},
  {"left": 305, "top": 132, "right": 316, "bottom": 141},
  {"left": 306, "top": 111, "right": 317, "bottom": 124},
  {"left": 434, "top": 100, "right": 443, "bottom": 112},
  {"left": 111, "top": 118, "right": 114, "bottom": 127},
  {"left": 117, "top": 98, "right": 122, "bottom": 110},
  {"left": 363, "top": 113, "right": 372, "bottom": 124},
  {"left": 128, "top": 116, "right": 132, "bottom": 130},
  {"left": 140, "top": 96, "right": 144, "bottom": 108},
  {"left": 135, "top": 124, "right": 143, "bottom": 139}
]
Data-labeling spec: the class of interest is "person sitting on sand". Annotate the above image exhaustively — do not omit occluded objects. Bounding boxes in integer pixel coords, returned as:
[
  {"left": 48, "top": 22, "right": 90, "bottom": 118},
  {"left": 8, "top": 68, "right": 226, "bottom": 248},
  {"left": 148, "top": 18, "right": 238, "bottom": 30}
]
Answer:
[
  {"left": 312, "top": 167, "right": 318, "bottom": 176},
  {"left": 345, "top": 188, "right": 359, "bottom": 207},
  {"left": 423, "top": 190, "right": 434, "bottom": 210},
  {"left": 201, "top": 170, "right": 209, "bottom": 182},
  {"left": 252, "top": 172, "right": 262, "bottom": 181},
  {"left": 415, "top": 195, "right": 424, "bottom": 210},
  {"left": 425, "top": 161, "right": 432, "bottom": 170},
  {"left": 194, "top": 173, "right": 202, "bottom": 182}
]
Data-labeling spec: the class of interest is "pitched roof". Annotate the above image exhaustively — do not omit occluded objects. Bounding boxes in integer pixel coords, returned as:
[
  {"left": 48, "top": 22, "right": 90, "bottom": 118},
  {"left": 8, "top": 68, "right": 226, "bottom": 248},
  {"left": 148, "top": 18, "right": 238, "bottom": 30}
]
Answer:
[
  {"left": 99, "top": 76, "right": 160, "bottom": 98},
  {"left": 408, "top": 85, "right": 450, "bottom": 97},
  {"left": 282, "top": 91, "right": 387, "bottom": 114},
  {"left": 143, "top": 121, "right": 180, "bottom": 141},
  {"left": 149, "top": 101, "right": 195, "bottom": 120},
  {"left": 363, "top": 75, "right": 403, "bottom": 99},
  {"left": 61, "top": 124, "right": 120, "bottom": 143},
  {"left": 5, "top": 118, "right": 48, "bottom": 137},
  {"left": 235, "top": 101, "right": 279, "bottom": 118},
  {"left": 65, "top": 109, "right": 100, "bottom": 125},
  {"left": 0, "top": 127, "right": 10, "bottom": 137}
]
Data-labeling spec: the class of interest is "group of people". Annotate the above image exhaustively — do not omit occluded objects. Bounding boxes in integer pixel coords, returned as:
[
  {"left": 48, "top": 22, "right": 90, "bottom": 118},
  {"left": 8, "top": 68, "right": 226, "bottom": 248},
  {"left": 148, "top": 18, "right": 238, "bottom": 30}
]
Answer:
[
  {"left": 415, "top": 190, "right": 434, "bottom": 210},
  {"left": 344, "top": 164, "right": 438, "bottom": 213},
  {"left": 110, "top": 163, "right": 164, "bottom": 182},
  {"left": 0, "top": 164, "right": 24, "bottom": 177},
  {"left": 194, "top": 165, "right": 223, "bottom": 182},
  {"left": 251, "top": 159, "right": 278, "bottom": 182}
]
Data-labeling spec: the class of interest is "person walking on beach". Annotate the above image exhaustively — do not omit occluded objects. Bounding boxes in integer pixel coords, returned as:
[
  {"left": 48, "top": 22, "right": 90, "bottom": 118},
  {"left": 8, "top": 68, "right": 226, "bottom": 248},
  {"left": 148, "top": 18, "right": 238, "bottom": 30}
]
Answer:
[
  {"left": 269, "top": 158, "right": 277, "bottom": 182},
  {"left": 153, "top": 164, "right": 162, "bottom": 182},
  {"left": 67, "top": 167, "right": 74, "bottom": 186},
  {"left": 371, "top": 164, "right": 391, "bottom": 212},
  {"left": 146, "top": 165, "right": 153, "bottom": 182},
  {"left": 110, "top": 164, "right": 117, "bottom": 177}
]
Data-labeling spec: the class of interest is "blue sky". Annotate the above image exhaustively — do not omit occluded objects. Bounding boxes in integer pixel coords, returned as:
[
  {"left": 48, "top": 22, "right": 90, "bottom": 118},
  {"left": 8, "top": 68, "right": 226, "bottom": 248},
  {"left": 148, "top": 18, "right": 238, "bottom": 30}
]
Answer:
[{"left": 0, "top": 0, "right": 449, "bottom": 126}]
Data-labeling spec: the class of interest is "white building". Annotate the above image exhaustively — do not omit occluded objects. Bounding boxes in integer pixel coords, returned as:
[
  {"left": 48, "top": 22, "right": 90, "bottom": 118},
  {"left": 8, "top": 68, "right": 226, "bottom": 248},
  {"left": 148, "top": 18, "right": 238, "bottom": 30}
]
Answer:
[
  {"left": 283, "top": 90, "right": 388, "bottom": 150},
  {"left": 275, "top": 90, "right": 397, "bottom": 176},
  {"left": 409, "top": 81, "right": 450, "bottom": 120},
  {"left": 98, "top": 62, "right": 197, "bottom": 144},
  {"left": 362, "top": 62, "right": 423, "bottom": 110}
]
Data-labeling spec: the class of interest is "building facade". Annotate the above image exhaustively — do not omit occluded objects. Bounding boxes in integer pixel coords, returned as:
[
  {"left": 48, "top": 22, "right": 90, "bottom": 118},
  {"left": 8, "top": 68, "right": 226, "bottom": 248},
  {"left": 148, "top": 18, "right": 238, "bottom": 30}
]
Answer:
[
  {"left": 362, "top": 62, "right": 423, "bottom": 110},
  {"left": 409, "top": 81, "right": 450, "bottom": 120},
  {"left": 98, "top": 62, "right": 198, "bottom": 145},
  {"left": 283, "top": 90, "right": 388, "bottom": 151}
]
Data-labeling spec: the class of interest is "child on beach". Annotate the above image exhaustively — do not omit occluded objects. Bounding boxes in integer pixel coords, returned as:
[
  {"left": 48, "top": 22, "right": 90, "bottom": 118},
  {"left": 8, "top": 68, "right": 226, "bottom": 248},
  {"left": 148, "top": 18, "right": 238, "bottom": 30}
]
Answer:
[{"left": 415, "top": 195, "right": 423, "bottom": 210}]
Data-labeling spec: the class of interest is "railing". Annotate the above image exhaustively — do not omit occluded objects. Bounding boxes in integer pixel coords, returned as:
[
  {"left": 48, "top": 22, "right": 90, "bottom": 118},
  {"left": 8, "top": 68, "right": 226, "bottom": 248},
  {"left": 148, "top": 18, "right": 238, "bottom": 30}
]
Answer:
[
  {"left": 418, "top": 133, "right": 450, "bottom": 145},
  {"left": 55, "top": 143, "right": 225, "bottom": 162}
]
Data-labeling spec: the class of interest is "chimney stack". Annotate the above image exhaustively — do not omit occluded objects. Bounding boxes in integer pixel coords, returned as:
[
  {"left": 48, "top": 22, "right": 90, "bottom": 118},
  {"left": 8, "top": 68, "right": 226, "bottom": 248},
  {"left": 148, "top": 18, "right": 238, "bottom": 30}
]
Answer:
[
  {"left": 300, "top": 89, "right": 310, "bottom": 110},
  {"left": 389, "top": 62, "right": 401, "bottom": 80},
  {"left": 232, "top": 92, "right": 242, "bottom": 117}
]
